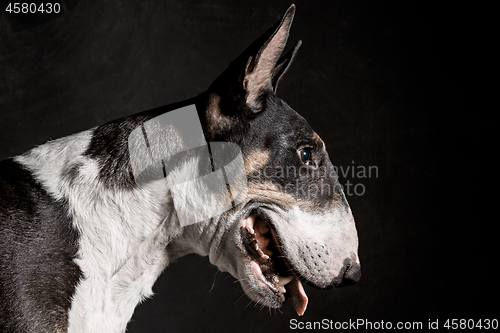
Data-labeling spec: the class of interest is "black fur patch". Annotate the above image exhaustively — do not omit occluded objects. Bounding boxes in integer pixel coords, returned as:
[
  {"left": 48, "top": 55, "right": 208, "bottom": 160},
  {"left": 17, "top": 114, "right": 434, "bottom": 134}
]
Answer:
[
  {"left": 84, "top": 97, "right": 205, "bottom": 188},
  {"left": 0, "top": 159, "right": 82, "bottom": 333}
]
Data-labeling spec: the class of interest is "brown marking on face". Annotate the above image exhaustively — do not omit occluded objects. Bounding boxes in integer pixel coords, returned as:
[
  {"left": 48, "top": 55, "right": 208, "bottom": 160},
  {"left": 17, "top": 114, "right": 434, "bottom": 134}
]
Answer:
[
  {"left": 245, "top": 182, "right": 295, "bottom": 210},
  {"left": 242, "top": 146, "right": 343, "bottom": 214},
  {"left": 205, "top": 93, "right": 232, "bottom": 136},
  {"left": 244, "top": 149, "right": 271, "bottom": 176},
  {"left": 244, "top": 181, "right": 326, "bottom": 214},
  {"left": 312, "top": 132, "right": 326, "bottom": 150}
]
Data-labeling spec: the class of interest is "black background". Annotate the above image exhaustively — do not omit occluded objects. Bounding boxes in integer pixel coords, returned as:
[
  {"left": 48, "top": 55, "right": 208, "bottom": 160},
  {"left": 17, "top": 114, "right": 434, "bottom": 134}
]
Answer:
[{"left": 0, "top": 1, "right": 496, "bottom": 332}]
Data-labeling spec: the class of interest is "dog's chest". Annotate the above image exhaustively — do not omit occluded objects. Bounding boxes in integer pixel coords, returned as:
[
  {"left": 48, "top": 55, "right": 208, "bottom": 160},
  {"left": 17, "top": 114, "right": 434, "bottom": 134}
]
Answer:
[{"left": 65, "top": 185, "right": 172, "bottom": 333}]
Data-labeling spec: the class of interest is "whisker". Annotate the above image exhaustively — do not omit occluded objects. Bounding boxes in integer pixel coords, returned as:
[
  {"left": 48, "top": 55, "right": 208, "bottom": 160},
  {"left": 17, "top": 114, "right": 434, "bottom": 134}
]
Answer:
[
  {"left": 209, "top": 270, "right": 220, "bottom": 293},
  {"left": 235, "top": 292, "right": 247, "bottom": 305},
  {"left": 245, "top": 300, "right": 253, "bottom": 309}
]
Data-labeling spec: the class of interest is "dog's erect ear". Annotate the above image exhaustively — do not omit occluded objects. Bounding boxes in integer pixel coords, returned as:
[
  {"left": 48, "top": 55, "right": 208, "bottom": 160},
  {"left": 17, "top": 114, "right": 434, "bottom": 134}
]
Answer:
[
  {"left": 243, "top": 5, "right": 295, "bottom": 110},
  {"left": 209, "top": 5, "right": 298, "bottom": 114}
]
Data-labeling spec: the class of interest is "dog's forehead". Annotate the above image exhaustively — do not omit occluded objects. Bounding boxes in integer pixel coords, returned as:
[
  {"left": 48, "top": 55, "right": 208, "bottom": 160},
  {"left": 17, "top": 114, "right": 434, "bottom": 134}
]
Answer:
[{"left": 246, "top": 96, "right": 322, "bottom": 149}]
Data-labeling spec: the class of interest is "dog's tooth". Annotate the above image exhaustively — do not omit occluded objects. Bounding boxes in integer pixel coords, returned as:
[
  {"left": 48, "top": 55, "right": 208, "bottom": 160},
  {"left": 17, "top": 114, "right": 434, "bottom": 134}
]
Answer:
[
  {"left": 246, "top": 225, "right": 255, "bottom": 235},
  {"left": 278, "top": 275, "right": 293, "bottom": 286},
  {"left": 256, "top": 248, "right": 267, "bottom": 258},
  {"left": 280, "top": 286, "right": 286, "bottom": 293}
]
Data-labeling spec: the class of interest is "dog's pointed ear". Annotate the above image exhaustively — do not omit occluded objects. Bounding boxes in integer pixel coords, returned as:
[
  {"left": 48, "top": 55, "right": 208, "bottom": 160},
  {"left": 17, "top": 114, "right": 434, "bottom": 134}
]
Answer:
[
  {"left": 243, "top": 5, "right": 296, "bottom": 111},
  {"left": 209, "top": 5, "right": 297, "bottom": 114},
  {"left": 271, "top": 39, "right": 301, "bottom": 94}
]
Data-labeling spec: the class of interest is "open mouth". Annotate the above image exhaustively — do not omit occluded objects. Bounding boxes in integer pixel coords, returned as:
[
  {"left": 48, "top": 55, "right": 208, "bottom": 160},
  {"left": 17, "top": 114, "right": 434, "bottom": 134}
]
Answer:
[{"left": 241, "top": 213, "right": 308, "bottom": 316}]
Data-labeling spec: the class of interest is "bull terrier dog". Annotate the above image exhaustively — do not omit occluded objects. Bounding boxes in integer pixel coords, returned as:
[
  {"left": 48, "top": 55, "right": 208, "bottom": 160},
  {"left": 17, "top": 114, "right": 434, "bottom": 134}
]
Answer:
[{"left": 0, "top": 5, "right": 360, "bottom": 333}]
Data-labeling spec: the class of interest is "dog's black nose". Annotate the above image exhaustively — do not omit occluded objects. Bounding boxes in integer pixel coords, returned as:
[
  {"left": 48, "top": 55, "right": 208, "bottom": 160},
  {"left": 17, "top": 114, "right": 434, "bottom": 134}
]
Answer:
[{"left": 342, "top": 264, "right": 361, "bottom": 285}]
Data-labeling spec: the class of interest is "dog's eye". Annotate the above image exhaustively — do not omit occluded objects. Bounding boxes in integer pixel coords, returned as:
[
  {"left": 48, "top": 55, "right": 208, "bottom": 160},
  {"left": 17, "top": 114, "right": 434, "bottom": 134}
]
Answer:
[{"left": 300, "top": 148, "right": 312, "bottom": 164}]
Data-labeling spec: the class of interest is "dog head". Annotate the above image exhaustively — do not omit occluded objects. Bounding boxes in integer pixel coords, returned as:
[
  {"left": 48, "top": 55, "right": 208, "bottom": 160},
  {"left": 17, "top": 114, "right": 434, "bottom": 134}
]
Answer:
[{"left": 194, "top": 5, "right": 360, "bottom": 315}]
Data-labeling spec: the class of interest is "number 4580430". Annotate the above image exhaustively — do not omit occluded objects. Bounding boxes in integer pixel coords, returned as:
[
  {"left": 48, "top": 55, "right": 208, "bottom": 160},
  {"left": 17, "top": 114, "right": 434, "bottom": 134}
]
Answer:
[
  {"left": 443, "top": 319, "right": 498, "bottom": 330},
  {"left": 5, "top": 3, "right": 61, "bottom": 14}
]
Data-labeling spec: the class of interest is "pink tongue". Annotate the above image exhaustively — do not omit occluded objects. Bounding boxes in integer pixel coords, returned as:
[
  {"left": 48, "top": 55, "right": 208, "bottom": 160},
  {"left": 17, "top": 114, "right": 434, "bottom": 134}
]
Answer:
[{"left": 286, "top": 275, "right": 308, "bottom": 316}]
